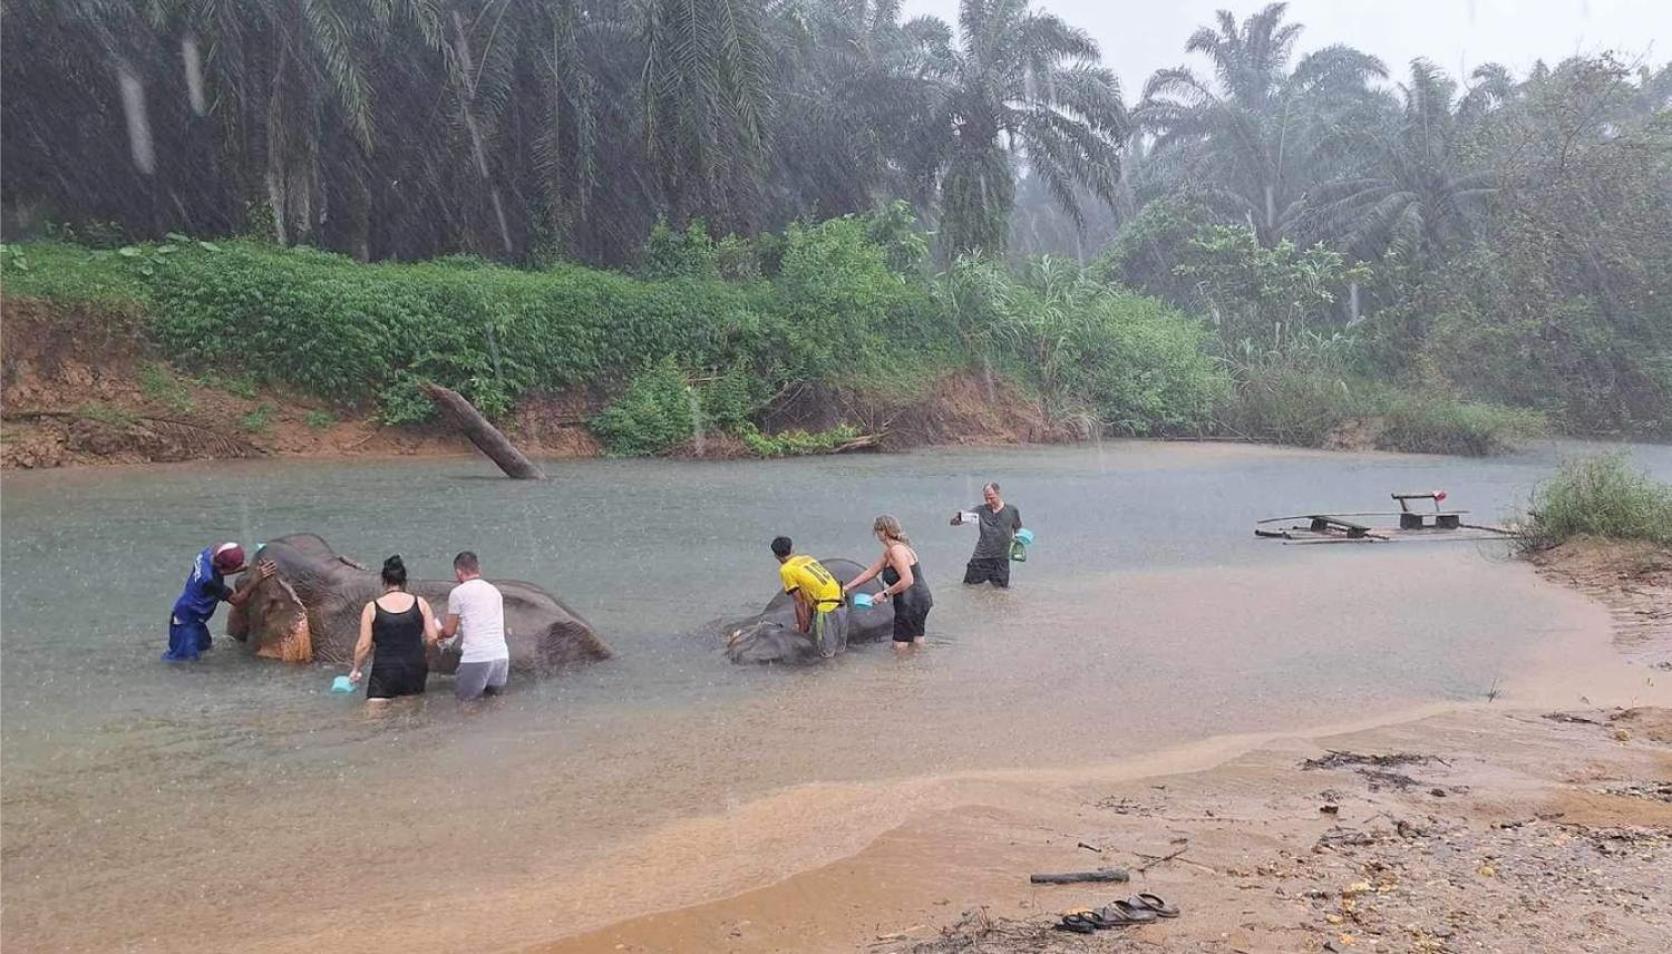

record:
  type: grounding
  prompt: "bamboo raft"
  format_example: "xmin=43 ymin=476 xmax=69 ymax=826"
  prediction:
xmin=1255 ymin=491 xmax=1515 ymax=545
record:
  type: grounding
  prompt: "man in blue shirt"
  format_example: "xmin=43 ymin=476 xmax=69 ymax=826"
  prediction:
xmin=165 ymin=542 xmax=274 ymax=662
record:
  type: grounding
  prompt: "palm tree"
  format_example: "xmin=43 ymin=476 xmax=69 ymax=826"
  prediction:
xmin=1297 ymin=60 xmax=1493 ymax=265
xmin=764 ymin=0 xmax=949 ymax=223
xmin=926 ymin=0 xmax=1129 ymax=257
xmin=186 ymin=0 xmax=443 ymax=248
xmin=1138 ymin=2 xmax=1386 ymax=246
xmin=636 ymin=0 xmax=773 ymax=234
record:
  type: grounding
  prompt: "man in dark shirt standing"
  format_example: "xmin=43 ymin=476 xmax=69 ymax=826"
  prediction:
xmin=951 ymin=482 xmax=1022 ymax=587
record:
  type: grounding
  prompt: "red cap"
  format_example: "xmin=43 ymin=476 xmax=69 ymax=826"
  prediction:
xmin=212 ymin=543 xmax=245 ymax=573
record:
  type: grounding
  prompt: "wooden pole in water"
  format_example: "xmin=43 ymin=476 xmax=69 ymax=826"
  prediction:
xmin=421 ymin=383 xmax=545 ymax=480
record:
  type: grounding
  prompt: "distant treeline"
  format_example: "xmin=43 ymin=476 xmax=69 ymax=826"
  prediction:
xmin=3 ymin=1 xmax=1669 ymax=437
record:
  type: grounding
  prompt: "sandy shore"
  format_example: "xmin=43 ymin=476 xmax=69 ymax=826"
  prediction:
xmin=544 ymin=542 xmax=1671 ymax=954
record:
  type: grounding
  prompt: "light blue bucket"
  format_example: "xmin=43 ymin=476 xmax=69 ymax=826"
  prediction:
xmin=1015 ymin=528 xmax=1035 ymax=546
xmin=329 ymin=675 xmax=355 ymax=694
xmin=852 ymin=592 xmax=874 ymax=608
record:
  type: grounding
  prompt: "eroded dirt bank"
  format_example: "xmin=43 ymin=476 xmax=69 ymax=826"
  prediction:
xmin=0 ymin=296 xmax=1070 ymax=470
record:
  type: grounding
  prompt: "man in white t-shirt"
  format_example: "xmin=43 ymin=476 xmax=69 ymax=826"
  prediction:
xmin=436 ymin=550 xmax=509 ymax=701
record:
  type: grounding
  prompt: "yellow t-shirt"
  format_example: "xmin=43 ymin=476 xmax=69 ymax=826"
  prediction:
xmin=779 ymin=555 xmax=843 ymax=610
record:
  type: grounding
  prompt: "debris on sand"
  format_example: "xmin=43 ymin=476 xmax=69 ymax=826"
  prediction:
xmin=903 ymin=908 xmax=1062 ymax=953
xmin=1314 ymin=827 xmax=1377 ymax=851
xmin=1301 ymin=750 xmax=1444 ymax=771
xmin=1603 ymin=781 xmax=1672 ymax=803
xmin=1543 ymin=711 xmax=1605 ymax=725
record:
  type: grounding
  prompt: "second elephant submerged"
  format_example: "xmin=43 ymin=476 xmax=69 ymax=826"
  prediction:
xmin=723 ymin=558 xmax=894 ymax=664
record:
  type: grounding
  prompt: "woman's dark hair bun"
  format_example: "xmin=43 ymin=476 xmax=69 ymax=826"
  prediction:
xmin=381 ymin=555 xmax=408 ymax=587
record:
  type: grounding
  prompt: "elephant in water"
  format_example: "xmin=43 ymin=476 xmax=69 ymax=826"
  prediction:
xmin=724 ymin=558 xmax=894 ymax=664
xmin=225 ymin=533 xmax=609 ymax=674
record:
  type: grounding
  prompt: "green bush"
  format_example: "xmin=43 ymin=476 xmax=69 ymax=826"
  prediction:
xmin=941 ymin=256 xmax=1228 ymax=434
xmin=240 ymin=403 xmax=274 ymax=433
xmin=589 ymin=360 xmax=699 ymax=456
xmin=1218 ymin=368 xmax=1546 ymax=454
xmin=128 ymin=239 xmax=785 ymax=418
xmin=738 ymin=423 xmax=862 ymax=457
xmin=138 ymin=361 xmax=196 ymax=414
xmin=304 ymin=409 xmax=336 ymax=429
xmin=0 ymin=241 xmax=152 ymax=305
xmin=1374 ymin=391 xmax=1546 ymax=456
xmin=590 ymin=361 xmax=779 ymax=456
xmin=1057 ymin=290 xmax=1227 ymax=435
xmin=1521 ymin=454 xmax=1672 ymax=547
xmin=771 ymin=216 xmax=924 ymax=382
xmin=1217 ymin=365 xmax=1360 ymax=447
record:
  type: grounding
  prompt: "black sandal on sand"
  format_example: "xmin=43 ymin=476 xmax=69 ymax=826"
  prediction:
xmin=1127 ymin=893 xmax=1181 ymax=918
xmin=1055 ymin=913 xmax=1098 ymax=934
xmin=1098 ymin=900 xmax=1158 ymax=925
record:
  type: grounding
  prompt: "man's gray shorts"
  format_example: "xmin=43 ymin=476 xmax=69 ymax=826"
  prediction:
xmin=454 ymin=658 xmax=509 ymax=701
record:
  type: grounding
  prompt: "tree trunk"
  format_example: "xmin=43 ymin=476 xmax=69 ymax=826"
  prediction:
xmin=422 ymin=383 xmax=545 ymax=479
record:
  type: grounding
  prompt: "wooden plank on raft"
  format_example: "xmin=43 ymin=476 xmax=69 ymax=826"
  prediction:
xmin=1256 ymin=511 xmax=1470 ymax=524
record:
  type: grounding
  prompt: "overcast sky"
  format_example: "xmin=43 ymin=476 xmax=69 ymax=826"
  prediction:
xmin=900 ymin=0 xmax=1669 ymax=97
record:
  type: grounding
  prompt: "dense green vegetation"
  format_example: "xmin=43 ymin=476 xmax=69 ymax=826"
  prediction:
xmin=1 ymin=219 xmax=1231 ymax=454
xmin=1520 ymin=455 xmax=1672 ymax=548
xmin=3 ymin=2 xmax=1668 ymax=451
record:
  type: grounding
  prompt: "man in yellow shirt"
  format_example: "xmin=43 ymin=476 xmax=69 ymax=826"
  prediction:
xmin=771 ymin=536 xmax=849 ymax=658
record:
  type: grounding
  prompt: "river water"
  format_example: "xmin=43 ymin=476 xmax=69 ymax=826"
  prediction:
xmin=2 ymin=440 xmax=1668 ymax=950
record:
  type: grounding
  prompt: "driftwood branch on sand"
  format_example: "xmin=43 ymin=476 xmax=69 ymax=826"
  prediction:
xmin=420 ymin=383 xmax=545 ymax=479
xmin=1028 ymin=867 xmax=1130 ymax=884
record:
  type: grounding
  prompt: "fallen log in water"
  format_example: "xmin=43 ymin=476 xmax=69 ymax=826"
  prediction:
xmin=421 ymin=383 xmax=545 ymax=479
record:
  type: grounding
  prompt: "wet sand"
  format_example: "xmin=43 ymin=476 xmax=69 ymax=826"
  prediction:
xmin=548 ymin=706 xmax=1672 ymax=954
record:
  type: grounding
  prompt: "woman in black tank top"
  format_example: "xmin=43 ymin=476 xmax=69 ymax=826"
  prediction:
xmin=349 ymin=556 xmax=439 ymax=700
xmin=844 ymin=515 xmax=933 ymax=649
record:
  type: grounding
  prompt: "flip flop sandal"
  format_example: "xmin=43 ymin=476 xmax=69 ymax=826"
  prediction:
xmin=1054 ymin=913 xmax=1098 ymax=934
xmin=1127 ymin=892 xmax=1181 ymax=918
xmin=1097 ymin=900 xmax=1159 ymax=925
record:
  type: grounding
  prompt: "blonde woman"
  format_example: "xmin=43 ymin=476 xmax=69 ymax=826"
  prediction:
xmin=844 ymin=515 xmax=933 ymax=648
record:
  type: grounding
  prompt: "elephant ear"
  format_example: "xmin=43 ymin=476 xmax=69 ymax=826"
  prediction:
xmin=245 ymin=573 xmax=314 ymax=664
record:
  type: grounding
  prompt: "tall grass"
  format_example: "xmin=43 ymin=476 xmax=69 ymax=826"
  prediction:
xmin=1215 ymin=367 xmax=1546 ymax=455
xmin=1520 ymin=454 xmax=1672 ymax=548
xmin=1374 ymin=391 xmax=1546 ymax=456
